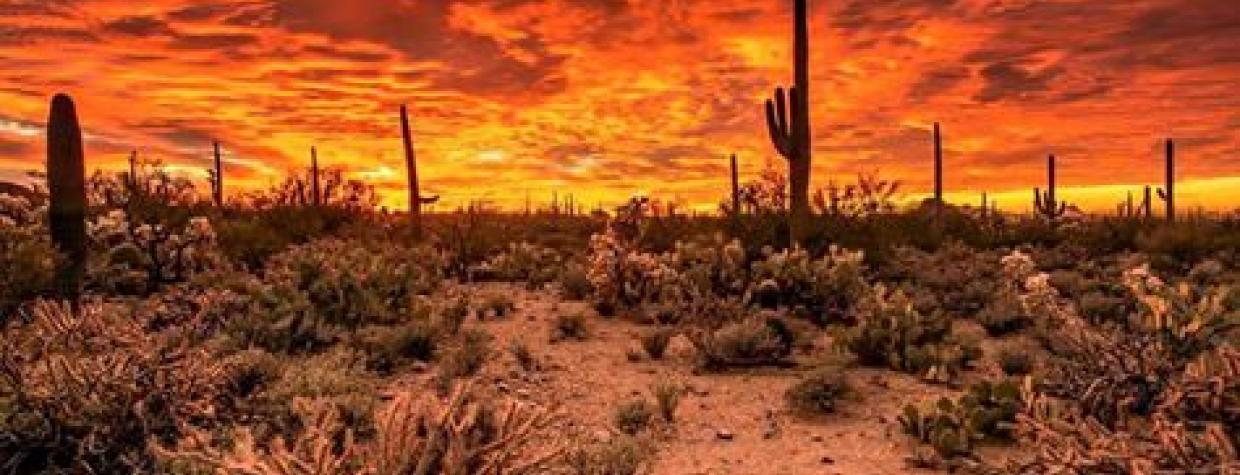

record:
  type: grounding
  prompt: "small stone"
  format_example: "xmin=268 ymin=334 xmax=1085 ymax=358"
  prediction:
xmin=716 ymin=429 xmax=734 ymax=441
xmin=820 ymin=456 xmax=835 ymax=465
xmin=810 ymin=435 xmax=825 ymax=443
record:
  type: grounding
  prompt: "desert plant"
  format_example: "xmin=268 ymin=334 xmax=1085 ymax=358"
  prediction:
xmin=640 ymin=327 xmax=675 ymax=360
xmin=46 ymin=93 xmax=88 ymax=299
xmin=476 ymin=291 xmax=516 ymax=319
xmin=763 ymin=0 xmax=813 ymax=243
xmin=551 ymin=313 xmax=590 ymax=342
xmin=690 ymin=318 xmax=796 ymax=370
xmin=566 ymin=435 xmax=651 ymax=475
xmin=1034 ymin=154 xmax=1068 ymax=223
xmin=438 ymin=329 xmax=493 ymax=385
xmin=650 ymin=379 xmax=683 ymax=423
xmin=1158 ymin=138 xmax=1175 ymax=223
xmin=399 ymin=104 xmax=439 ymax=238
xmin=613 ymin=399 xmax=653 ymax=435
xmin=157 ymin=382 xmax=564 ymax=474
xmin=510 ymin=341 xmax=538 ymax=372
xmin=996 ymin=344 xmax=1034 ymax=376
xmin=899 ymin=380 xmax=1021 ymax=459
xmin=840 ymin=285 xmax=981 ymax=383
xmin=785 ymin=364 xmax=852 ymax=415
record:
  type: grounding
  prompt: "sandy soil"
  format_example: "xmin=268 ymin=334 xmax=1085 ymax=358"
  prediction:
xmin=389 ymin=283 xmax=1017 ymax=474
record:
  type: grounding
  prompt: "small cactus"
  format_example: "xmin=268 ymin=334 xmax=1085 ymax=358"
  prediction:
xmin=729 ymin=154 xmax=742 ymax=217
xmin=933 ymin=122 xmax=944 ymax=206
xmin=310 ymin=146 xmax=321 ymax=206
xmin=46 ymin=93 xmax=88 ymax=299
xmin=210 ymin=141 xmax=223 ymax=206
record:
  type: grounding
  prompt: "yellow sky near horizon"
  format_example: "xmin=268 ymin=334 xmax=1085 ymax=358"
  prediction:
xmin=0 ymin=0 xmax=1237 ymax=213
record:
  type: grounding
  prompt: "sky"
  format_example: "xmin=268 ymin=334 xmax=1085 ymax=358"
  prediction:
xmin=0 ymin=0 xmax=1237 ymax=212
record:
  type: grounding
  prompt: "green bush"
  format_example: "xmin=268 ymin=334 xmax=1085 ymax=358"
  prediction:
xmin=786 ymin=365 xmax=852 ymax=415
xmin=613 ymin=399 xmax=653 ymax=435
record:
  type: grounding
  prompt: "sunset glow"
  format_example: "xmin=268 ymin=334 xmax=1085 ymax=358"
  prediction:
xmin=1 ymin=0 xmax=1237 ymax=212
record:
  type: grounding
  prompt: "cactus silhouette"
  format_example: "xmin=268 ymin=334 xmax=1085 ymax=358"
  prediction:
xmin=1034 ymin=154 xmax=1067 ymax=222
xmin=933 ymin=123 xmax=943 ymax=206
xmin=310 ymin=146 xmax=321 ymax=206
xmin=980 ymin=192 xmax=988 ymax=218
xmin=210 ymin=141 xmax=223 ymax=206
xmin=730 ymin=153 xmax=742 ymax=217
xmin=399 ymin=104 xmax=438 ymax=237
xmin=1143 ymin=185 xmax=1153 ymax=219
xmin=1156 ymin=139 xmax=1175 ymax=222
xmin=764 ymin=0 xmax=812 ymax=244
xmin=46 ymin=93 xmax=87 ymax=300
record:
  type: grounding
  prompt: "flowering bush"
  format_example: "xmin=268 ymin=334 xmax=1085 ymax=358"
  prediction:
xmin=748 ymin=245 xmax=867 ymax=324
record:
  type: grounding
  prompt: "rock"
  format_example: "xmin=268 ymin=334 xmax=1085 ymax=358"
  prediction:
xmin=810 ymin=434 xmax=825 ymax=443
xmin=716 ymin=429 xmax=734 ymax=441
xmin=820 ymin=456 xmax=835 ymax=465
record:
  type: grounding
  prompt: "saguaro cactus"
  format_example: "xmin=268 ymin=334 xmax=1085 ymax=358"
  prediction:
xmin=399 ymin=105 xmax=438 ymax=237
xmin=310 ymin=146 xmax=321 ymax=206
xmin=1034 ymin=154 xmax=1067 ymax=222
xmin=1156 ymin=139 xmax=1175 ymax=223
xmin=933 ymin=123 xmax=943 ymax=206
xmin=730 ymin=153 xmax=742 ymax=217
xmin=211 ymin=141 xmax=223 ymax=206
xmin=764 ymin=0 xmax=812 ymax=244
xmin=1143 ymin=185 xmax=1153 ymax=219
xmin=47 ymin=94 xmax=87 ymax=299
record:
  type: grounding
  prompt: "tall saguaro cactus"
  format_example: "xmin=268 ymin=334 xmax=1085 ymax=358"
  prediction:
xmin=1034 ymin=154 xmax=1067 ymax=222
xmin=1157 ymin=139 xmax=1175 ymax=223
xmin=310 ymin=146 xmax=321 ymax=206
xmin=933 ymin=123 xmax=943 ymax=206
xmin=47 ymin=94 xmax=87 ymax=299
xmin=399 ymin=105 xmax=438 ymax=237
xmin=730 ymin=153 xmax=742 ymax=217
xmin=764 ymin=0 xmax=812 ymax=244
xmin=211 ymin=141 xmax=223 ymax=206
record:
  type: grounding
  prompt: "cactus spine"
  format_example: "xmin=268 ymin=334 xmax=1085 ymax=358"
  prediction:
xmin=310 ymin=146 xmax=321 ymax=206
xmin=211 ymin=141 xmax=223 ymax=206
xmin=1156 ymin=139 xmax=1175 ymax=222
xmin=47 ymin=94 xmax=87 ymax=300
xmin=730 ymin=153 xmax=742 ymax=217
xmin=1034 ymin=154 xmax=1067 ymax=222
xmin=400 ymin=105 xmax=438 ymax=237
xmin=933 ymin=123 xmax=943 ymax=206
xmin=764 ymin=0 xmax=812 ymax=244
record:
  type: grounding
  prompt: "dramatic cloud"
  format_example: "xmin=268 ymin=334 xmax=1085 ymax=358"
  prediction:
xmin=0 ymin=0 xmax=1236 ymax=211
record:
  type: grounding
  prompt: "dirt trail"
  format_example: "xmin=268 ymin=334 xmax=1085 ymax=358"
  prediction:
xmin=394 ymin=283 xmax=996 ymax=474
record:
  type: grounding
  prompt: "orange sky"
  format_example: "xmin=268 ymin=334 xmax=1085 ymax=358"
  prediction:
xmin=0 ymin=0 xmax=1237 ymax=212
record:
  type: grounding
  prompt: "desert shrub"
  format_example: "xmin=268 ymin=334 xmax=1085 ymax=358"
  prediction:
xmin=785 ymin=365 xmax=852 ymax=415
xmin=510 ymin=341 xmax=539 ymax=371
xmin=840 ymin=285 xmax=981 ymax=383
xmin=0 ymin=193 xmax=56 ymax=318
xmin=262 ymin=348 xmax=380 ymax=433
xmin=437 ymin=329 xmax=494 ymax=387
xmin=650 ymin=379 xmax=683 ymax=423
xmin=974 ymin=293 xmax=1031 ymax=336
xmin=899 ymin=380 xmax=1021 ymax=460
xmin=747 ymin=245 xmax=868 ymax=324
xmin=225 ymin=348 xmax=284 ymax=399
xmin=996 ymin=344 xmax=1034 ymax=376
xmin=435 ymin=293 xmax=472 ymax=336
xmin=263 ymin=239 xmax=444 ymax=329
xmin=551 ymin=313 xmax=590 ymax=342
xmin=352 ymin=323 xmax=438 ymax=373
xmin=613 ymin=399 xmax=654 ymax=435
xmin=566 ymin=435 xmax=651 ymax=475
xmin=157 ymin=382 xmax=564 ymax=474
xmin=559 ymin=261 xmax=594 ymax=301
xmin=690 ymin=318 xmax=796 ymax=370
xmin=482 ymin=241 xmax=565 ymax=288
xmin=476 ymin=291 xmax=516 ymax=319
xmin=882 ymin=243 xmax=1001 ymax=317
xmin=639 ymin=327 xmax=675 ymax=360
xmin=0 ymin=300 xmax=235 ymax=473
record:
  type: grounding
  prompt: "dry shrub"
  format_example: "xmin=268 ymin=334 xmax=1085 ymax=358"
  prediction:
xmin=689 ymin=318 xmax=795 ymax=370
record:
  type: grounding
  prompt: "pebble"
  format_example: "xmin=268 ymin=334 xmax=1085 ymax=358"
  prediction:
xmin=716 ymin=429 xmax=735 ymax=441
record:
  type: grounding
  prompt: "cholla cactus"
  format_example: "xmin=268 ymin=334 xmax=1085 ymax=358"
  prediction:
xmin=748 ymin=244 xmax=867 ymax=322
xmin=88 ymin=210 xmax=222 ymax=293
xmin=156 ymin=382 xmax=565 ymax=474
